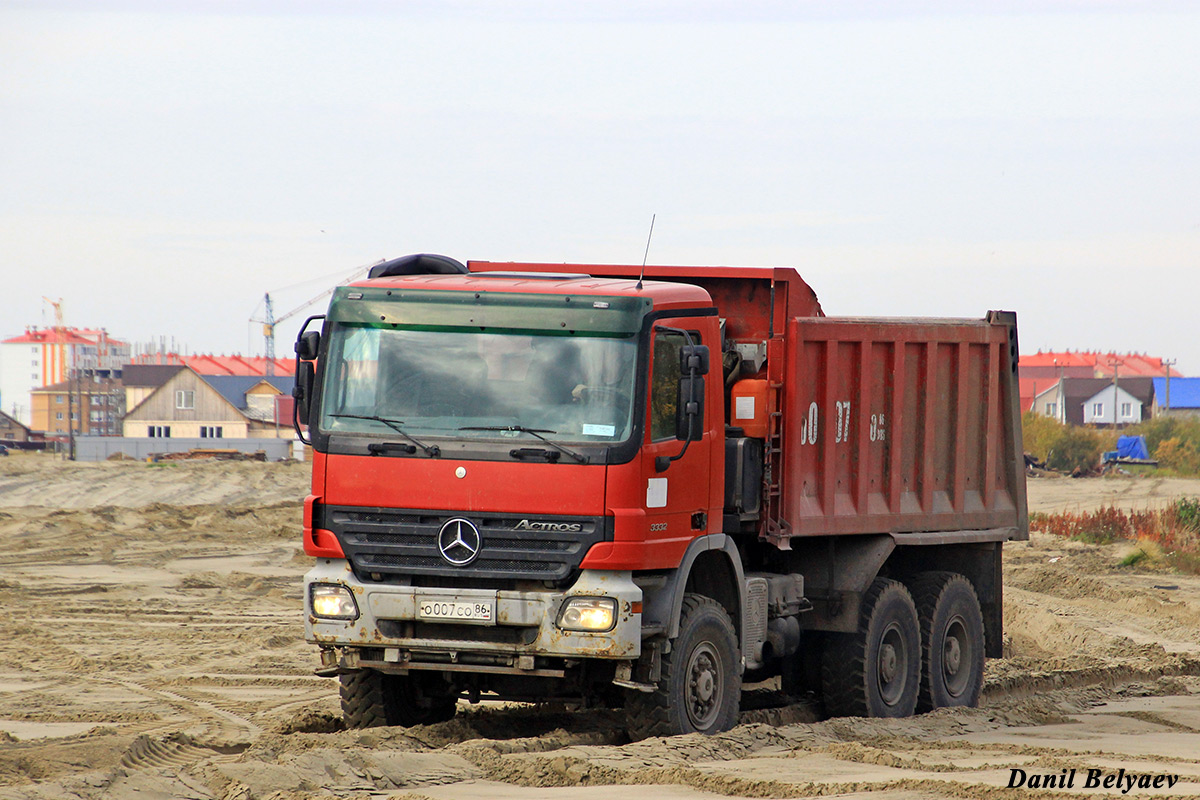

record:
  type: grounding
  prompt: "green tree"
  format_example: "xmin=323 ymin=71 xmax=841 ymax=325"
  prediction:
xmin=1021 ymin=411 xmax=1065 ymax=462
xmin=1045 ymin=426 xmax=1111 ymax=473
xmin=1022 ymin=412 xmax=1115 ymax=472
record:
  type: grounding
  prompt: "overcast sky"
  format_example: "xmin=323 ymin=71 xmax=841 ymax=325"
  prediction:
xmin=2 ymin=1 xmax=1197 ymax=372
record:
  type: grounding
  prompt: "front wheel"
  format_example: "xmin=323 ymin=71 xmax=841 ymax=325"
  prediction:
xmin=821 ymin=578 xmax=920 ymax=718
xmin=340 ymin=669 xmax=458 ymax=728
xmin=625 ymin=594 xmax=741 ymax=739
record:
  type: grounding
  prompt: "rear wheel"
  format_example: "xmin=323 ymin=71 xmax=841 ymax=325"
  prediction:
xmin=340 ymin=669 xmax=458 ymax=728
xmin=821 ymin=578 xmax=920 ymax=718
xmin=625 ymin=594 xmax=741 ymax=739
xmin=909 ymin=571 xmax=984 ymax=712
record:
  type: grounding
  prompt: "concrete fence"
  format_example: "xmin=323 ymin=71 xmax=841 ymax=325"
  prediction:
xmin=74 ymin=436 xmax=299 ymax=462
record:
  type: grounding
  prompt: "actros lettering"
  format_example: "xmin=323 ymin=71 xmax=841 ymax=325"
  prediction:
xmin=514 ymin=519 xmax=583 ymax=532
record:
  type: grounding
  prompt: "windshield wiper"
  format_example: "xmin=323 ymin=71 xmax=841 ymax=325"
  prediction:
xmin=458 ymin=425 xmax=588 ymax=464
xmin=331 ymin=414 xmax=441 ymax=457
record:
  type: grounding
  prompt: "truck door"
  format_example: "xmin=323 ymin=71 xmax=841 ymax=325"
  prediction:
xmin=642 ymin=322 xmax=714 ymax=560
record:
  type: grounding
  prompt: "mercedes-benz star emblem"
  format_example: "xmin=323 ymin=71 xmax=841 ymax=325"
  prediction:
xmin=437 ymin=518 xmax=482 ymax=566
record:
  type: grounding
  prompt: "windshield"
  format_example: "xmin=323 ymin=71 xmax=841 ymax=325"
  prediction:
xmin=319 ymin=325 xmax=637 ymax=445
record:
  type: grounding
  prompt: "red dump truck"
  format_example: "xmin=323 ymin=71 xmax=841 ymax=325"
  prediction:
xmin=296 ymin=254 xmax=1027 ymax=737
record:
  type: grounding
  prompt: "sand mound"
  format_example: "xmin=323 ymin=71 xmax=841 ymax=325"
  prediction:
xmin=2 ymin=463 xmax=1200 ymax=798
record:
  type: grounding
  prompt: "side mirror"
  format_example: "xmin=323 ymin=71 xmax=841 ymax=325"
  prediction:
xmin=674 ymin=344 xmax=709 ymax=441
xmin=681 ymin=343 xmax=710 ymax=376
xmin=656 ymin=343 xmax=710 ymax=472
xmin=674 ymin=373 xmax=706 ymax=441
xmin=291 ymin=316 xmax=325 ymax=446
xmin=295 ymin=330 xmax=320 ymax=361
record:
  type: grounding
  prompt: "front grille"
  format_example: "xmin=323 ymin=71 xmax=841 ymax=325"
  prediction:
xmin=321 ymin=505 xmax=611 ymax=583
xmin=345 ymin=531 xmax=571 ymax=553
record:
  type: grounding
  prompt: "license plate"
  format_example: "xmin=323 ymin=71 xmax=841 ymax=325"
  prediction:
xmin=416 ymin=597 xmax=495 ymax=624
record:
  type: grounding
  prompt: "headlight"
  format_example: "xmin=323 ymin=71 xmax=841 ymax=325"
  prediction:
xmin=556 ymin=596 xmax=617 ymax=632
xmin=310 ymin=584 xmax=359 ymax=620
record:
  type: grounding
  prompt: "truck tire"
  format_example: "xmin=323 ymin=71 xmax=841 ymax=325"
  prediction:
xmin=340 ymin=669 xmax=458 ymax=728
xmin=821 ymin=578 xmax=920 ymax=718
xmin=908 ymin=571 xmax=984 ymax=712
xmin=625 ymin=594 xmax=741 ymax=739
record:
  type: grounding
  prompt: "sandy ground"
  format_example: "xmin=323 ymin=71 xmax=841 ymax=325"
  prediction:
xmin=2 ymin=454 xmax=1200 ymax=799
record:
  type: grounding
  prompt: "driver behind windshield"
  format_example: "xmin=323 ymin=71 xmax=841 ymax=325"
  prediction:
xmin=571 ymin=344 xmax=633 ymax=419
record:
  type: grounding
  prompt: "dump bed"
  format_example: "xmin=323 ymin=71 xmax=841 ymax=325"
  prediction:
xmin=768 ymin=312 xmax=1027 ymax=544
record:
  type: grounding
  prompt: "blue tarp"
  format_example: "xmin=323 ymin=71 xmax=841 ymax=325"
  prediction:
xmin=1104 ymin=435 xmax=1151 ymax=463
xmin=1117 ymin=436 xmax=1151 ymax=460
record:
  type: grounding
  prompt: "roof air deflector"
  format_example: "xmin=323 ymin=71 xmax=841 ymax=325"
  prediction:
xmin=368 ymin=254 xmax=468 ymax=278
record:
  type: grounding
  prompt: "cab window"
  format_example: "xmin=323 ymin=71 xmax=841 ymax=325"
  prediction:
xmin=650 ymin=331 xmax=685 ymax=441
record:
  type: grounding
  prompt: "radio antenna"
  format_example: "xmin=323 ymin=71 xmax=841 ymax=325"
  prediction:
xmin=637 ymin=213 xmax=656 ymax=290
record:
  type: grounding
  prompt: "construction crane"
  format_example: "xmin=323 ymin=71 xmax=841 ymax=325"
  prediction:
xmin=251 ymin=263 xmax=374 ymax=376
xmin=42 ymin=297 xmax=65 ymax=330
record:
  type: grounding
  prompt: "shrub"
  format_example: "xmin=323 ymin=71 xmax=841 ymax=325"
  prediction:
xmin=1124 ymin=416 xmax=1200 ymax=477
xmin=1045 ymin=426 xmax=1113 ymax=473
xmin=1030 ymin=497 xmax=1200 ymax=573
xmin=1028 ymin=506 xmax=1128 ymax=542
xmin=1020 ymin=413 xmax=1116 ymax=472
xmin=1129 ymin=416 xmax=1200 ymax=456
xmin=1119 ymin=547 xmax=1149 ymax=567
xmin=1022 ymin=410 xmax=1200 ymax=476
xmin=1173 ymin=497 xmax=1200 ymax=531
xmin=1021 ymin=411 xmax=1065 ymax=463
xmin=1155 ymin=437 xmax=1200 ymax=474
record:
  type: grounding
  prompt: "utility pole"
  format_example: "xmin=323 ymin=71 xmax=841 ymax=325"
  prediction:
xmin=1053 ymin=358 xmax=1064 ymax=422
xmin=1108 ymin=357 xmax=1124 ymax=430
xmin=1163 ymin=358 xmax=1177 ymax=415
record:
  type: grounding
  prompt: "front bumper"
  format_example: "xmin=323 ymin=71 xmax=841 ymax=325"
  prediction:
xmin=304 ymin=559 xmax=643 ymax=672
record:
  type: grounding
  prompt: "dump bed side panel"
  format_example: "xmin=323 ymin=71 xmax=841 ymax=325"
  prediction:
xmin=778 ymin=314 xmax=1027 ymax=539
